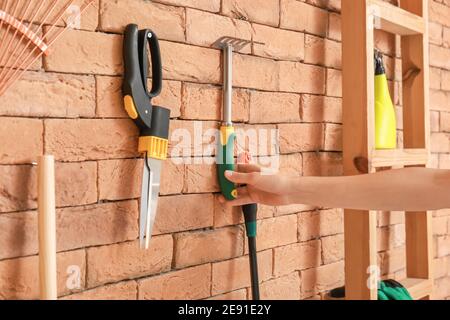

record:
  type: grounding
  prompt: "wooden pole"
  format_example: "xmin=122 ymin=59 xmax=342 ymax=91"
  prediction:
xmin=38 ymin=155 xmax=57 ymax=300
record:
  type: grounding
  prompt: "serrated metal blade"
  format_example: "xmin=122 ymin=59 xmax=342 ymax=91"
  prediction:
xmin=139 ymin=157 xmax=162 ymax=249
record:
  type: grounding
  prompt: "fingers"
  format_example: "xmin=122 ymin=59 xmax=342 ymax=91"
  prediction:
xmin=225 ymin=170 xmax=258 ymax=184
xmin=236 ymin=163 xmax=261 ymax=173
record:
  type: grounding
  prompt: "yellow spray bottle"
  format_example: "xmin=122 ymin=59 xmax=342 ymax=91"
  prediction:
xmin=374 ymin=51 xmax=397 ymax=149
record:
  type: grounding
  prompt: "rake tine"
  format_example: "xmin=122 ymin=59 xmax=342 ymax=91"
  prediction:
xmin=0 ymin=0 xmax=94 ymax=95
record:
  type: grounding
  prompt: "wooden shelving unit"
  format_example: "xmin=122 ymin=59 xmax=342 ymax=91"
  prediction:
xmin=342 ymin=0 xmax=432 ymax=300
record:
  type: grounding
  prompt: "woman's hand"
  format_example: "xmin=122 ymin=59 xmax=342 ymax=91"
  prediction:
xmin=218 ymin=164 xmax=294 ymax=207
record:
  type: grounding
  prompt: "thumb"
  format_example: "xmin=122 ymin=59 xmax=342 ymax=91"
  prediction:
xmin=225 ymin=170 xmax=257 ymax=184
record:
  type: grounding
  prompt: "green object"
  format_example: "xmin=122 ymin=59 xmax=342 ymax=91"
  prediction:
xmin=378 ymin=280 xmax=413 ymax=300
xmin=329 ymin=280 xmax=413 ymax=300
xmin=217 ymin=126 xmax=237 ymax=200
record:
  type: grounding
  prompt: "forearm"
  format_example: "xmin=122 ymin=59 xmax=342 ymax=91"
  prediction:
xmin=290 ymin=167 xmax=450 ymax=211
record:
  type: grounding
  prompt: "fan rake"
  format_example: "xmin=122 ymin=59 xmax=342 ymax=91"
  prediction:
xmin=0 ymin=0 xmax=95 ymax=96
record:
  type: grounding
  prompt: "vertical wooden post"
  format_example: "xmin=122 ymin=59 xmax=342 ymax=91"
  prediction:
xmin=38 ymin=155 xmax=57 ymax=300
xmin=400 ymin=0 xmax=433 ymax=298
xmin=342 ymin=0 xmax=378 ymax=300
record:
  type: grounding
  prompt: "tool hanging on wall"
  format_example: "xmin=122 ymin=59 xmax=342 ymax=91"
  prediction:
xmin=214 ymin=37 xmax=263 ymax=300
xmin=0 ymin=0 xmax=95 ymax=97
xmin=38 ymin=155 xmax=57 ymax=300
xmin=238 ymin=153 xmax=260 ymax=301
xmin=123 ymin=24 xmax=170 ymax=250
xmin=374 ymin=50 xmax=397 ymax=149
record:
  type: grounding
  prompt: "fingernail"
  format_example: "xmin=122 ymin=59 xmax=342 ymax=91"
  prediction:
xmin=225 ymin=170 xmax=232 ymax=176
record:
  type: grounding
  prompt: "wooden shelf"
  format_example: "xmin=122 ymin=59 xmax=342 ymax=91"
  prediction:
xmin=399 ymin=278 xmax=432 ymax=300
xmin=371 ymin=148 xmax=428 ymax=168
xmin=368 ymin=0 xmax=425 ymax=35
xmin=342 ymin=0 xmax=432 ymax=300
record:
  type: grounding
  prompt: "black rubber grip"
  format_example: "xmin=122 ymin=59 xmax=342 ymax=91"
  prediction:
xmin=141 ymin=105 xmax=170 ymax=139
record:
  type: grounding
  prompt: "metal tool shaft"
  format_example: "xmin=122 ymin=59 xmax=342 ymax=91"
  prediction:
xmin=223 ymin=44 xmax=233 ymax=126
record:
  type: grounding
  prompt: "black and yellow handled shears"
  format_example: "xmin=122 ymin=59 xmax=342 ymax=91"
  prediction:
xmin=122 ymin=24 xmax=170 ymax=249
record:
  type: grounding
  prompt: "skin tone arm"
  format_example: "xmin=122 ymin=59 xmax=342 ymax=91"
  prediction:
xmin=218 ymin=164 xmax=450 ymax=212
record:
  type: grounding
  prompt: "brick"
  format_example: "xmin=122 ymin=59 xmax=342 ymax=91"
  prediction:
xmin=56 ymin=161 xmax=97 ymax=207
xmin=96 ymin=76 xmax=182 ymax=118
xmin=249 ymin=91 xmax=301 ymax=124
xmin=279 ymin=61 xmax=325 ymax=94
xmin=100 ymin=0 xmax=185 ymax=41
xmin=63 ymin=281 xmax=137 ymax=300
xmin=0 ymin=249 xmax=85 ymax=299
xmin=430 ymin=44 xmax=450 ymax=70
xmin=442 ymin=70 xmax=450 ymax=91
xmin=213 ymin=194 xmax=275 ymax=228
xmin=209 ymin=289 xmax=248 ymax=300
xmin=374 ymin=30 xmax=396 ymax=57
xmin=278 ymin=153 xmax=303 ymax=176
xmin=98 ymin=159 xmax=141 ymax=201
xmin=154 ymin=194 xmax=214 ymax=234
xmin=430 ymin=90 xmax=450 ymax=112
xmin=234 ymin=54 xmax=279 ymax=91
xmin=57 ymin=201 xmax=138 ymax=252
xmin=444 ymin=26 xmax=450 ymax=48
xmin=429 ymin=22 xmax=443 ymax=46
xmin=44 ymin=29 xmax=122 ymax=75
xmin=235 ymin=124 xmax=278 ymax=157
xmin=301 ymin=261 xmax=344 ymax=298
xmin=212 ymin=250 xmax=272 ymax=294
xmin=430 ymin=68 xmax=441 ymax=90
xmin=181 ymin=83 xmax=249 ymax=122
xmin=184 ymin=163 xmax=219 ymax=193
xmin=302 ymin=152 xmax=343 ymax=176
xmin=434 ymin=257 xmax=448 ymax=280
xmin=306 ymin=0 xmax=340 ymax=11
xmin=433 ymin=216 xmax=449 ymax=236
xmin=326 ymin=69 xmax=342 ymax=97
xmin=0 ymin=118 xmax=42 ymax=165
xmin=0 ymin=72 xmax=95 ymax=118
xmin=377 ymin=211 xmax=404 ymax=227
xmin=321 ymin=234 xmax=345 ymax=264
xmin=429 ymin=0 xmax=450 ymax=28
xmin=174 ymin=226 xmax=244 ymax=268
xmin=435 ymin=235 xmax=450 ymax=258
xmin=45 ymin=119 xmax=138 ymax=161
xmin=186 ymin=9 xmax=252 ymax=50
xmin=169 ymin=120 xmax=219 ymax=158
xmin=160 ymin=41 xmax=221 ymax=84
xmin=275 ymin=203 xmax=316 ymax=216
xmin=98 ymin=158 xmax=184 ymax=200
xmin=0 ymin=165 xmax=37 ymax=212
xmin=301 ymin=95 xmax=342 ymax=123
xmin=328 ymin=13 xmax=341 ymax=41
xmin=138 ymin=264 xmax=211 ymax=300
xmin=280 ymin=0 xmax=328 ymax=36
xmin=86 ymin=236 xmax=173 ymax=287
xmin=378 ymin=247 xmax=406 ymax=275
xmin=153 ymin=0 xmax=220 ymax=12
xmin=431 ymin=133 xmax=450 ymax=153
xmin=431 ymin=111 xmax=440 ymax=132
xmin=253 ymin=24 xmax=305 ymax=61
xmin=433 ymin=277 xmax=450 ymax=300
xmin=260 ymin=272 xmax=301 ymax=300
xmin=439 ymin=154 xmax=450 ymax=169
xmin=273 ymin=240 xmax=321 ymax=276
xmin=0 ymin=211 xmax=37 ymax=260
xmin=305 ymin=35 xmax=341 ymax=69
xmin=324 ymin=123 xmax=342 ymax=151
xmin=251 ymin=215 xmax=298 ymax=252
xmin=298 ymin=209 xmax=344 ymax=241
xmin=222 ymin=0 xmax=279 ymax=26
xmin=279 ymin=123 xmax=323 ymax=153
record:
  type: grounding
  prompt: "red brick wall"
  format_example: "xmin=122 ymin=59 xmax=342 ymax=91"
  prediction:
xmin=0 ymin=0 xmax=449 ymax=300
